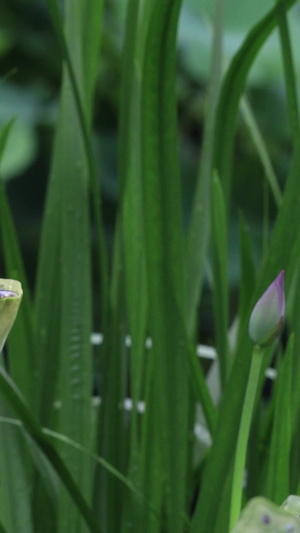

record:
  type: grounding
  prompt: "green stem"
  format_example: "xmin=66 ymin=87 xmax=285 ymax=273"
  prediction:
xmin=229 ymin=344 xmax=264 ymax=530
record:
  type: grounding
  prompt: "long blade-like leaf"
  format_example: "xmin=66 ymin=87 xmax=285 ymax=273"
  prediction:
xmin=0 ymin=366 xmax=101 ymax=533
xmin=213 ymin=0 xmax=297 ymax=207
xmin=185 ymin=0 xmax=223 ymax=335
xmin=139 ymin=1 xmax=189 ymax=531
xmin=266 ymin=335 xmax=293 ymax=503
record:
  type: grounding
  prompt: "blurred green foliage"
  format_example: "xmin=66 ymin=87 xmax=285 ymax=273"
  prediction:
xmin=0 ymin=0 xmax=298 ymax=300
xmin=0 ymin=1 xmax=300 ymax=531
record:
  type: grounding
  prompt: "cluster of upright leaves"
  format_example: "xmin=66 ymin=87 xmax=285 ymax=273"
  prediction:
xmin=0 ymin=0 xmax=300 ymax=533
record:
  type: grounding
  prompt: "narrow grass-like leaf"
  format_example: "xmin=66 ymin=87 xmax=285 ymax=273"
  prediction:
xmin=0 ymin=414 xmax=164 ymax=527
xmin=240 ymin=97 xmax=282 ymax=208
xmin=119 ymin=0 xmax=146 ymax=430
xmin=214 ymin=468 xmax=233 ymax=533
xmin=118 ymin=1 xmax=148 ymax=530
xmin=185 ymin=0 xmax=223 ymax=335
xmin=81 ymin=0 xmax=104 ymax=122
xmin=237 ymin=212 xmax=256 ymax=347
xmin=140 ymin=1 xmax=189 ymax=531
xmin=118 ymin=0 xmax=141 ymax=200
xmin=45 ymin=426 xmax=141 ymax=500
xmin=0 ymin=394 xmax=33 ymax=532
xmin=229 ymin=345 xmax=264 ymax=529
xmin=0 ymin=119 xmax=16 ymax=163
xmin=188 ymin=339 xmax=217 ymax=436
xmin=55 ymin=80 xmax=94 ymax=533
xmin=24 ymin=430 xmax=58 ymax=532
xmin=286 ymin=267 xmax=300 ymax=492
xmin=0 ymin=414 xmax=138 ymax=502
xmin=45 ymin=0 xmax=108 ymax=327
xmin=0 ymin=365 xmax=102 ymax=533
xmin=213 ymin=0 xmax=297 ymax=206
xmin=266 ymin=335 xmax=293 ymax=503
xmin=51 ymin=2 xmax=95 ymax=526
xmin=274 ymin=0 xmax=300 ymax=147
xmin=34 ymin=139 xmax=62 ymax=426
xmin=244 ymin=405 xmax=263 ymax=500
xmin=93 ymin=224 xmax=127 ymax=532
xmin=211 ymin=173 xmax=229 ymax=386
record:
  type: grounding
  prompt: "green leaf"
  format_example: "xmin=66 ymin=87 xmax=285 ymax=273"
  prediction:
xmin=185 ymin=0 xmax=223 ymax=334
xmin=237 ymin=212 xmax=256 ymax=347
xmin=0 ymin=395 xmax=33 ymax=533
xmin=0 ymin=121 xmax=37 ymax=181
xmin=212 ymin=0 xmax=298 ymax=207
xmin=45 ymin=0 xmax=108 ymax=328
xmin=274 ymin=0 xmax=300 ymax=147
xmin=266 ymin=335 xmax=293 ymax=503
xmin=211 ymin=172 xmax=230 ymax=386
xmin=0 ymin=412 xmax=161 ymax=526
xmin=0 ymin=366 xmax=102 ymax=533
xmin=187 ymin=340 xmax=217 ymax=437
xmin=54 ymin=82 xmax=94 ymax=533
xmin=94 ymin=223 xmax=128 ymax=532
xmin=139 ymin=1 xmax=190 ymax=531
xmin=240 ymin=97 xmax=282 ymax=208
xmin=287 ymin=269 xmax=300 ymax=492
xmin=117 ymin=1 xmax=148 ymax=530
xmin=0 ymin=119 xmax=16 ymax=163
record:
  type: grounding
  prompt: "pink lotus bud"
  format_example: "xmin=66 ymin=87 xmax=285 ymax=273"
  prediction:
xmin=249 ymin=271 xmax=285 ymax=346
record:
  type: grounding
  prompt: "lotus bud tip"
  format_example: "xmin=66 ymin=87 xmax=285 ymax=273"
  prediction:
xmin=249 ymin=271 xmax=285 ymax=346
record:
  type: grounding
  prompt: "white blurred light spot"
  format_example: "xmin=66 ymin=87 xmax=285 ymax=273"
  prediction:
xmin=145 ymin=337 xmax=153 ymax=349
xmin=91 ymin=333 xmax=104 ymax=345
xmin=124 ymin=398 xmax=146 ymax=414
xmin=194 ymin=423 xmax=212 ymax=446
xmin=125 ymin=335 xmax=132 ymax=348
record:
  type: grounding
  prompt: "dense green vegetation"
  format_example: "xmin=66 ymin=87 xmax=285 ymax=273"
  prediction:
xmin=0 ymin=1 xmax=300 ymax=532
